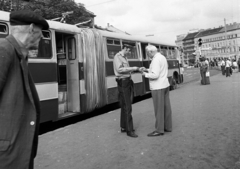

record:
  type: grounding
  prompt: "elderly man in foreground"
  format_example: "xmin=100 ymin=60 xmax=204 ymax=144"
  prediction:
xmin=0 ymin=10 xmax=49 ymax=169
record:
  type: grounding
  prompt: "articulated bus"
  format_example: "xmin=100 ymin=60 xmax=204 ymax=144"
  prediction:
xmin=0 ymin=10 xmax=182 ymax=123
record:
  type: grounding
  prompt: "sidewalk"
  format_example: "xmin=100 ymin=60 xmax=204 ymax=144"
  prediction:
xmin=35 ymin=72 xmax=240 ymax=169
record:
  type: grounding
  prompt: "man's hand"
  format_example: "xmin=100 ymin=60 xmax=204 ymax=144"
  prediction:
xmin=139 ymin=67 xmax=147 ymax=72
xmin=141 ymin=71 xmax=146 ymax=76
xmin=132 ymin=66 xmax=139 ymax=71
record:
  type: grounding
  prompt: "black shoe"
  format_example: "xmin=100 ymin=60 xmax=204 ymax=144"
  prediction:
xmin=127 ymin=132 xmax=138 ymax=138
xmin=147 ymin=131 xmax=164 ymax=137
xmin=164 ymin=130 xmax=172 ymax=132
xmin=121 ymin=128 xmax=135 ymax=133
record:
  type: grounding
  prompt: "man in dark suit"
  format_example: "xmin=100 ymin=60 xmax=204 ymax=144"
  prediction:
xmin=0 ymin=10 xmax=49 ymax=169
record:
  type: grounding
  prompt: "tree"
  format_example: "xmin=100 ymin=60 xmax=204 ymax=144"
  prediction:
xmin=0 ymin=0 xmax=11 ymax=11
xmin=1 ymin=0 xmax=95 ymax=25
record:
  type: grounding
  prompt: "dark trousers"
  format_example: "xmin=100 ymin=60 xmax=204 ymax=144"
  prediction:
xmin=151 ymin=87 xmax=172 ymax=133
xmin=200 ymin=70 xmax=207 ymax=85
xmin=221 ymin=66 xmax=225 ymax=75
xmin=29 ymin=159 xmax=34 ymax=169
xmin=116 ymin=78 xmax=134 ymax=132
xmin=238 ymin=65 xmax=240 ymax=72
xmin=226 ymin=67 xmax=230 ymax=77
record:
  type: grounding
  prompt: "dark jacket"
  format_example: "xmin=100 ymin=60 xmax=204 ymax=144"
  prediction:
xmin=0 ymin=35 xmax=40 ymax=169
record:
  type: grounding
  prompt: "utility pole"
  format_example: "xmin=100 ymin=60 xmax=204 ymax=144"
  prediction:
xmin=224 ymin=18 xmax=228 ymax=57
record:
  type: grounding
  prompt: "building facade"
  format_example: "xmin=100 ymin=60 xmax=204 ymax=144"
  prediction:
xmin=175 ymin=34 xmax=187 ymax=66
xmin=178 ymin=22 xmax=240 ymax=63
xmin=199 ymin=23 xmax=240 ymax=60
xmin=182 ymin=31 xmax=200 ymax=65
xmin=194 ymin=27 xmax=223 ymax=61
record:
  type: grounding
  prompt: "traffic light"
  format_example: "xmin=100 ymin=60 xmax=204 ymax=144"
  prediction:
xmin=198 ymin=38 xmax=202 ymax=47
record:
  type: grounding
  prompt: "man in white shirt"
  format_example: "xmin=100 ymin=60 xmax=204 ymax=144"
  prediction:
xmin=226 ymin=58 xmax=231 ymax=77
xmin=220 ymin=58 xmax=226 ymax=75
xmin=140 ymin=45 xmax=172 ymax=136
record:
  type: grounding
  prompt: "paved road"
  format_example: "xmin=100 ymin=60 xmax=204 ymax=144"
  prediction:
xmin=35 ymin=71 xmax=240 ymax=169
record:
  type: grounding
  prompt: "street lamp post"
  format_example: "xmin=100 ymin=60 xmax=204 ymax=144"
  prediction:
xmin=224 ymin=18 xmax=228 ymax=58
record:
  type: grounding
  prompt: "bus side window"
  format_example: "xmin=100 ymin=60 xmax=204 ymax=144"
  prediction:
xmin=0 ymin=23 xmax=8 ymax=38
xmin=122 ymin=41 xmax=138 ymax=59
xmin=141 ymin=44 xmax=147 ymax=60
xmin=106 ymin=38 xmax=121 ymax=59
xmin=28 ymin=31 xmax=52 ymax=59
xmin=160 ymin=46 xmax=166 ymax=57
xmin=168 ymin=47 xmax=172 ymax=59
xmin=172 ymin=47 xmax=177 ymax=59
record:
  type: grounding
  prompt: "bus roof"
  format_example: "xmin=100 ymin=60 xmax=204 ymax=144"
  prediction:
xmin=0 ymin=10 xmax=10 ymax=22
xmin=48 ymin=20 xmax=81 ymax=33
xmin=98 ymin=29 xmax=176 ymax=47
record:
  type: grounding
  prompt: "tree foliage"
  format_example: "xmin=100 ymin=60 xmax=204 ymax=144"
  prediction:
xmin=0 ymin=0 xmax=94 ymax=25
xmin=0 ymin=0 xmax=12 ymax=11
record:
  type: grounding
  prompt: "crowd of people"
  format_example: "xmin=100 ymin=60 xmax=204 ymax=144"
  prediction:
xmin=197 ymin=55 xmax=240 ymax=85
xmin=219 ymin=57 xmax=240 ymax=77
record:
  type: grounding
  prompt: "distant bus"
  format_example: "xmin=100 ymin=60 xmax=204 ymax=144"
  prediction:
xmin=0 ymin=10 xmax=182 ymax=123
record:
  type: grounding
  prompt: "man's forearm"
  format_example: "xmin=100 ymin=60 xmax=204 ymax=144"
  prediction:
xmin=118 ymin=67 xmax=136 ymax=73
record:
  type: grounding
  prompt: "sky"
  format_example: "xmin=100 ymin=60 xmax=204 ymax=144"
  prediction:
xmin=75 ymin=0 xmax=240 ymax=45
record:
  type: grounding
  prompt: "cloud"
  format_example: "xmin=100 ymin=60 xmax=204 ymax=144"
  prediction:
xmin=75 ymin=0 xmax=240 ymax=44
xmin=85 ymin=0 xmax=131 ymax=17
xmin=152 ymin=8 xmax=194 ymax=23
xmin=203 ymin=0 xmax=240 ymax=20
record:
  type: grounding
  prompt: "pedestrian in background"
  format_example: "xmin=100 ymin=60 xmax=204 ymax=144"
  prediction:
xmin=140 ymin=45 xmax=172 ymax=136
xmin=238 ymin=57 xmax=240 ymax=72
xmin=225 ymin=58 xmax=231 ymax=77
xmin=179 ymin=63 xmax=184 ymax=83
xmin=113 ymin=44 xmax=139 ymax=138
xmin=220 ymin=58 xmax=226 ymax=75
xmin=232 ymin=59 xmax=238 ymax=73
xmin=205 ymin=57 xmax=210 ymax=85
xmin=0 ymin=10 xmax=49 ymax=169
xmin=199 ymin=57 xmax=208 ymax=85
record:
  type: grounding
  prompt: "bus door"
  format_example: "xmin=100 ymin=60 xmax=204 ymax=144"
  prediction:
xmin=141 ymin=43 xmax=150 ymax=92
xmin=65 ymin=36 xmax=80 ymax=113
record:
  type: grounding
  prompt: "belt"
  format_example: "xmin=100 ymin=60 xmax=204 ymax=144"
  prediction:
xmin=116 ymin=77 xmax=131 ymax=81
